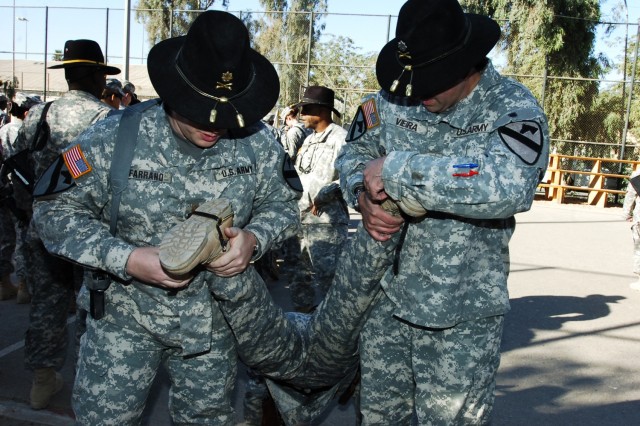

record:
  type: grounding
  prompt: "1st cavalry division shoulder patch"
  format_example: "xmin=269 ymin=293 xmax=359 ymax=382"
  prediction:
xmin=62 ymin=144 xmax=92 ymax=179
xmin=497 ymin=120 xmax=543 ymax=165
xmin=346 ymin=98 xmax=380 ymax=142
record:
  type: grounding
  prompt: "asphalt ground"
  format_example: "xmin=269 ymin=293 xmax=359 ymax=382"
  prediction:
xmin=1 ymin=199 xmax=639 ymax=425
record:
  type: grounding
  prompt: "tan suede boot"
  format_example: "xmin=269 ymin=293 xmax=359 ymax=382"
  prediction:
xmin=16 ymin=280 xmax=30 ymax=304
xmin=30 ymin=368 xmax=64 ymax=410
xmin=0 ymin=274 xmax=17 ymax=300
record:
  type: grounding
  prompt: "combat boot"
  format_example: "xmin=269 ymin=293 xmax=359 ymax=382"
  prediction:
xmin=16 ymin=280 xmax=30 ymax=304
xmin=30 ymin=368 xmax=63 ymax=410
xmin=159 ymin=199 xmax=234 ymax=275
xmin=0 ymin=274 xmax=17 ymax=300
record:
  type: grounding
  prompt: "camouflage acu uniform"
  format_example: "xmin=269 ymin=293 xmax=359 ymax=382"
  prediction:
xmin=0 ymin=147 xmax=16 ymax=279
xmin=32 ymin=102 xmax=300 ymax=424
xmin=292 ymin=122 xmax=349 ymax=311
xmin=209 ymin=221 xmax=399 ymax=425
xmin=13 ymin=90 xmax=113 ymax=373
xmin=1 ymin=119 xmax=29 ymax=285
xmin=623 ymin=171 xmax=640 ymax=275
xmin=336 ymin=61 xmax=549 ymax=424
xmin=280 ymin=122 xmax=309 ymax=162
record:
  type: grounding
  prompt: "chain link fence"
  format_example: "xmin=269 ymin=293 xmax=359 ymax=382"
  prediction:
xmin=1 ymin=6 xmax=638 ymax=168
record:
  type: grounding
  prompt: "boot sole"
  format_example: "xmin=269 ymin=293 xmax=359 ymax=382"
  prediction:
xmin=159 ymin=199 xmax=234 ymax=275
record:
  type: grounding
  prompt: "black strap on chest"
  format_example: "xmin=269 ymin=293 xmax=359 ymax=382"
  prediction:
xmin=88 ymin=98 xmax=161 ymax=319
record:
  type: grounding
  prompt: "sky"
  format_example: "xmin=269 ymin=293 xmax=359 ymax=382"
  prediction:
xmin=0 ymin=0 xmax=406 ymax=65
xmin=0 ymin=0 xmax=639 ymax=78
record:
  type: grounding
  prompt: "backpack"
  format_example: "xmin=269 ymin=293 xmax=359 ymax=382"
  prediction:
xmin=1 ymin=101 xmax=53 ymax=193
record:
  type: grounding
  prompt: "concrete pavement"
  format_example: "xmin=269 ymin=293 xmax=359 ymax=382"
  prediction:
xmin=1 ymin=199 xmax=639 ymax=425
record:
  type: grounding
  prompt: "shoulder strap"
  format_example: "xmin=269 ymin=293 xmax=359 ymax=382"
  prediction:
xmin=30 ymin=101 xmax=53 ymax=151
xmin=108 ymin=99 xmax=161 ymax=236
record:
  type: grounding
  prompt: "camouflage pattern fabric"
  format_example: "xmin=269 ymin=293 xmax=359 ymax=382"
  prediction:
xmin=292 ymin=122 xmax=349 ymax=311
xmin=623 ymin=171 xmax=640 ymax=275
xmin=13 ymin=90 xmax=113 ymax=372
xmin=0 ymin=203 xmax=15 ymax=276
xmin=208 ymin=222 xmax=399 ymax=424
xmin=280 ymin=122 xmax=309 ymax=162
xmin=290 ymin=223 xmax=347 ymax=310
xmin=32 ymin=103 xmax=300 ymax=423
xmin=336 ymin=61 xmax=549 ymax=424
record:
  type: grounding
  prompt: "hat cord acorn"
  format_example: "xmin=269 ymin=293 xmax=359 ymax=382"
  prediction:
xmin=174 ymin=53 xmax=257 ymax=128
xmin=390 ymin=18 xmax=472 ymax=97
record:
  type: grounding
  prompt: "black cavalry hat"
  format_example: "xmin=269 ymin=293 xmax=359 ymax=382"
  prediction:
xmin=294 ymin=85 xmax=341 ymax=118
xmin=147 ymin=11 xmax=280 ymax=129
xmin=48 ymin=39 xmax=120 ymax=75
xmin=376 ymin=0 xmax=500 ymax=99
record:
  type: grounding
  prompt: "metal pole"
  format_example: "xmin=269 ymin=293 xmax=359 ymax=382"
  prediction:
xmin=12 ymin=0 xmax=15 ymax=85
xmin=105 ymin=9 xmax=110 ymax=63
xmin=17 ymin=17 xmax=28 ymax=60
xmin=44 ymin=7 xmax=48 ymax=100
xmin=123 ymin=0 xmax=131 ymax=79
xmin=305 ymin=11 xmax=313 ymax=87
xmin=620 ymin=19 xmax=639 ymax=164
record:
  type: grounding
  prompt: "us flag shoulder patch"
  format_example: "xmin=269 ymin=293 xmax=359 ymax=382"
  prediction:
xmin=62 ymin=144 xmax=92 ymax=179
xmin=346 ymin=98 xmax=380 ymax=142
xmin=498 ymin=120 xmax=543 ymax=165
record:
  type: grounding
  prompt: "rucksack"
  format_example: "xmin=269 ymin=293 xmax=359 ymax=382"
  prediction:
xmin=1 ymin=101 xmax=53 ymax=193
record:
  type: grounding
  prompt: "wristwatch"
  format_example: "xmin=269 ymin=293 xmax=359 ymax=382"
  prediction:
xmin=353 ymin=185 xmax=365 ymax=212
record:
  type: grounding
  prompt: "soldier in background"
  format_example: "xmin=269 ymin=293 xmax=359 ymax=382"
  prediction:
xmin=13 ymin=39 xmax=119 ymax=410
xmin=291 ymin=86 xmax=349 ymax=313
xmin=0 ymin=92 xmax=43 ymax=303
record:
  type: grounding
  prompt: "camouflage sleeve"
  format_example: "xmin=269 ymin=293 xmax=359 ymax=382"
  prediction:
xmin=335 ymin=120 xmax=385 ymax=207
xmin=242 ymin=129 xmax=301 ymax=257
xmin=382 ymin=110 xmax=550 ymax=219
xmin=32 ymin=125 xmax=137 ymax=280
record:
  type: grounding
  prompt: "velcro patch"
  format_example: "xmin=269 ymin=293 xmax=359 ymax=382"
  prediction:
xmin=498 ymin=121 xmax=543 ymax=165
xmin=62 ymin=144 xmax=92 ymax=179
xmin=346 ymin=98 xmax=380 ymax=142
xmin=32 ymin=154 xmax=76 ymax=198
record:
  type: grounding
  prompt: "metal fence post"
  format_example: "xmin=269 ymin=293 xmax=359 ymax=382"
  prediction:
xmin=43 ymin=6 xmax=48 ymax=100
xmin=305 ymin=11 xmax=313 ymax=87
xmin=621 ymin=19 xmax=640 ymax=164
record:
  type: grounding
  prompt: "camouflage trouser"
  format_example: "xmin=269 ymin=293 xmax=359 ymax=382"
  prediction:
xmin=12 ymin=220 xmax=27 ymax=281
xmin=360 ymin=292 xmax=504 ymax=425
xmin=73 ymin=305 xmax=237 ymax=425
xmin=24 ymin=224 xmax=75 ymax=371
xmin=290 ymin=222 xmax=348 ymax=311
xmin=0 ymin=204 xmax=16 ymax=276
xmin=209 ymin=223 xmax=398 ymax=424
xmin=631 ymin=223 xmax=640 ymax=275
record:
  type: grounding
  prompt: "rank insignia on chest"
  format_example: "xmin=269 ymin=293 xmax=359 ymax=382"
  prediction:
xmin=62 ymin=144 xmax=92 ymax=179
xmin=346 ymin=98 xmax=380 ymax=142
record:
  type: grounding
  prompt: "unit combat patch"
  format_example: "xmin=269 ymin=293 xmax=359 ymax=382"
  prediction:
xmin=62 ymin=144 xmax=92 ymax=179
xmin=346 ymin=98 xmax=380 ymax=142
xmin=498 ymin=121 xmax=543 ymax=165
xmin=32 ymin=154 xmax=76 ymax=199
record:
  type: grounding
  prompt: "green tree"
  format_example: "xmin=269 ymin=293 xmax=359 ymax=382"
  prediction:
xmin=311 ymin=34 xmax=377 ymax=121
xmin=461 ymin=0 xmax=604 ymax=152
xmin=135 ymin=0 xmax=221 ymax=44
xmin=248 ymin=0 xmax=328 ymax=108
xmin=52 ymin=49 xmax=63 ymax=61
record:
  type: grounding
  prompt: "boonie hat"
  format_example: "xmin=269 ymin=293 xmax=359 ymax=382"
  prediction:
xmin=294 ymin=86 xmax=341 ymax=118
xmin=48 ymin=39 xmax=121 ymax=75
xmin=147 ymin=11 xmax=280 ymax=129
xmin=376 ymin=0 xmax=500 ymax=99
